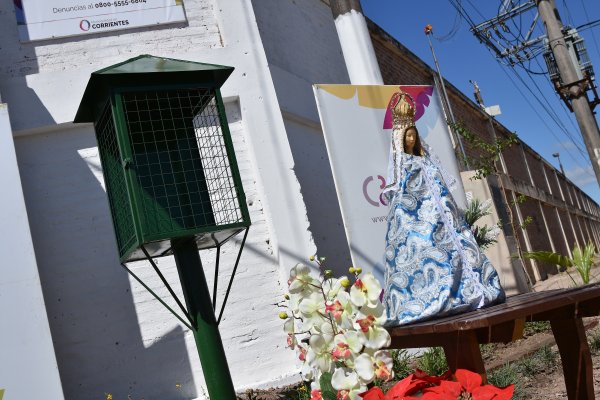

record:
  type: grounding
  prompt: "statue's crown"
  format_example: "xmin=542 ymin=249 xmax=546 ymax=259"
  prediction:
xmin=391 ymin=90 xmax=416 ymax=129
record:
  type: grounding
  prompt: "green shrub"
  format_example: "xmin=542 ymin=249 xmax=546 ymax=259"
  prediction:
xmin=391 ymin=349 xmax=414 ymax=379
xmin=416 ymin=347 xmax=448 ymax=377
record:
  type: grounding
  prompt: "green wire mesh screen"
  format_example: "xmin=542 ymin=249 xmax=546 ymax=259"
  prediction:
xmin=95 ymin=101 xmax=138 ymax=258
xmin=121 ymin=88 xmax=244 ymax=239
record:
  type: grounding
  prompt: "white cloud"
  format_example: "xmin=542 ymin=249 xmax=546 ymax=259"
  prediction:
xmin=566 ymin=165 xmax=596 ymax=187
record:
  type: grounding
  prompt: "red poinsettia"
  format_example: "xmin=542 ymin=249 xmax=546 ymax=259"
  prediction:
xmin=359 ymin=369 xmax=514 ymax=400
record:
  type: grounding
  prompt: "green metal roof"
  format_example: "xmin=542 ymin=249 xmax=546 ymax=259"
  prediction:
xmin=74 ymin=54 xmax=234 ymax=123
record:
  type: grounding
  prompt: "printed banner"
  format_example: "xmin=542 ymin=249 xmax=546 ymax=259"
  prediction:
xmin=13 ymin=0 xmax=186 ymax=42
xmin=313 ymin=84 xmax=466 ymax=282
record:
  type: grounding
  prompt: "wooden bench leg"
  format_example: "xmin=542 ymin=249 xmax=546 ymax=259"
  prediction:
xmin=441 ymin=330 xmax=487 ymax=382
xmin=550 ymin=318 xmax=595 ymax=400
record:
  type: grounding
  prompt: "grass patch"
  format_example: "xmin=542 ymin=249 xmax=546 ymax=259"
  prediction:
xmin=523 ymin=321 xmax=551 ymax=336
xmin=515 ymin=345 xmax=558 ymax=377
xmin=480 ymin=343 xmax=496 ymax=359
xmin=416 ymin=347 xmax=448 ymax=377
xmin=488 ymin=363 xmax=525 ymax=400
xmin=588 ymin=330 xmax=600 ymax=355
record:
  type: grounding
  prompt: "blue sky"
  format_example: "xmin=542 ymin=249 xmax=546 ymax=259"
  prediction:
xmin=362 ymin=0 xmax=600 ymax=203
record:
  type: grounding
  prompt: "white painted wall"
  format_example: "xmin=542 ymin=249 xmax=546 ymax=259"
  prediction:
xmin=251 ymin=0 xmax=354 ymax=272
xmin=1 ymin=0 xmax=316 ymax=397
xmin=0 ymin=103 xmax=65 ymax=400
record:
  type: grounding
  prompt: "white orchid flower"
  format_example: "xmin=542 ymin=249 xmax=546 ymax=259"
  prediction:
xmin=313 ymin=320 xmax=336 ymax=347
xmin=299 ymin=291 xmax=327 ymax=331
xmin=354 ymin=302 xmax=391 ymax=349
xmin=307 ymin=333 xmax=334 ymax=373
xmin=289 ymin=263 xmax=320 ymax=295
xmin=325 ymin=290 xmax=355 ymax=329
xmin=331 ymin=368 xmax=367 ymax=400
xmin=283 ymin=315 xmax=296 ymax=349
xmin=301 ymin=359 xmax=314 ymax=381
xmin=354 ymin=350 xmax=394 ymax=383
xmin=332 ymin=331 xmax=363 ymax=362
xmin=349 ymin=272 xmax=382 ymax=307
xmin=322 ymin=276 xmax=347 ymax=300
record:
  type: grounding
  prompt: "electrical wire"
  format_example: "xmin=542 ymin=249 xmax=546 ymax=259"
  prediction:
xmin=500 ymin=62 xmax=594 ymax=175
xmin=532 ymin=55 xmax=582 ymax=135
xmin=579 ymin=0 xmax=600 ymax=62
xmin=561 ymin=0 xmax=574 ymax=27
xmin=520 ymin=68 xmax=588 ymax=158
xmin=435 ymin=4 xmax=462 ymax=41
xmin=447 ymin=0 xmax=595 ymax=176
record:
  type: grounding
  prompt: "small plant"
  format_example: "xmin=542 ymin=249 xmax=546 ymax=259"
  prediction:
xmin=479 ymin=343 xmax=497 ymax=359
xmin=522 ymin=241 xmax=597 ymax=285
xmin=280 ymin=383 xmax=312 ymax=400
xmin=572 ymin=242 xmax=596 ymax=285
xmin=416 ymin=347 xmax=448 ymax=377
xmin=515 ymin=345 xmax=558 ymax=377
xmin=488 ymin=363 xmax=523 ymax=400
xmin=465 ymin=193 xmax=501 ymax=250
xmin=390 ymin=349 xmax=413 ymax=380
xmin=523 ymin=321 xmax=550 ymax=336
xmin=588 ymin=330 xmax=600 ymax=355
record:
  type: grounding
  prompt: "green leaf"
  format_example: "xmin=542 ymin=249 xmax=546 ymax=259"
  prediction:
xmin=572 ymin=242 xmax=596 ymax=284
xmin=319 ymin=372 xmax=337 ymax=400
xmin=521 ymin=251 xmax=572 ymax=269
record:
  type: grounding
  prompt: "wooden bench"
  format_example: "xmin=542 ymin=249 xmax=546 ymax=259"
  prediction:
xmin=386 ymin=283 xmax=600 ymax=400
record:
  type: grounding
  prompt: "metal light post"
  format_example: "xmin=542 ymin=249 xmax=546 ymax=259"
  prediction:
xmin=553 ymin=152 xmax=566 ymax=176
xmin=425 ymin=24 xmax=468 ymax=166
xmin=74 ymin=55 xmax=251 ymax=399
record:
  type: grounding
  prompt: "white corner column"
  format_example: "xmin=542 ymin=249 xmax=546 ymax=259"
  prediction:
xmin=0 ymin=103 xmax=65 ymax=400
xmin=331 ymin=0 xmax=383 ymax=85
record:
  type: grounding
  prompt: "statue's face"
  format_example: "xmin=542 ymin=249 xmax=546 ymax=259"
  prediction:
xmin=405 ymin=128 xmax=417 ymax=153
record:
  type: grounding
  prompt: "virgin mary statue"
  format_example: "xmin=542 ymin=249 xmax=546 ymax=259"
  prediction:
xmin=382 ymin=90 xmax=505 ymax=326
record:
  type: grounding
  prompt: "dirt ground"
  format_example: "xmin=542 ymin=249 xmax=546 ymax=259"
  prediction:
xmin=238 ymin=322 xmax=600 ymax=399
xmin=239 ymin=269 xmax=600 ymax=400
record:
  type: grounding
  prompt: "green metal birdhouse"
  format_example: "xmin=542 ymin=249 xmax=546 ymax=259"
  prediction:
xmin=74 ymin=55 xmax=250 ymax=263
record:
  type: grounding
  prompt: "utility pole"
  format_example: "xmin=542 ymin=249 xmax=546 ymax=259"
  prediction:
xmin=537 ymin=0 xmax=600 ymax=186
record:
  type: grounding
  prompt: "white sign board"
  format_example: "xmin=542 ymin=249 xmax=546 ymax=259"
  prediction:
xmin=13 ymin=0 xmax=186 ymax=42
xmin=313 ymin=84 xmax=466 ymax=282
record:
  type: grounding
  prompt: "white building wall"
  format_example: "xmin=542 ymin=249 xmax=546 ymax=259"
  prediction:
xmin=251 ymin=0 xmax=354 ymax=271
xmin=0 ymin=103 xmax=65 ymax=400
xmin=1 ymin=0 xmax=316 ymax=398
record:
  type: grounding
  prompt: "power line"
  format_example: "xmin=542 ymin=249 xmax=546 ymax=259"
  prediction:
xmin=532 ymin=55 xmax=582 ymax=136
xmin=446 ymin=0 xmax=594 ymax=176
xmin=520 ymin=68 xmax=588 ymax=157
xmin=561 ymin=0 xmax=574 ymax=27
xmin=436 ymin=5 xmax=462 ymax=41
xmin=579 ymin=0 xmax=600 ymax=62
xmin=499 ymin=62 xmax=594 ymax=175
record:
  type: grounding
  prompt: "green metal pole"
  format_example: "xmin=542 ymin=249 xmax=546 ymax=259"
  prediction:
xmin=171 ymin=236 xmax=237 ymax=399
